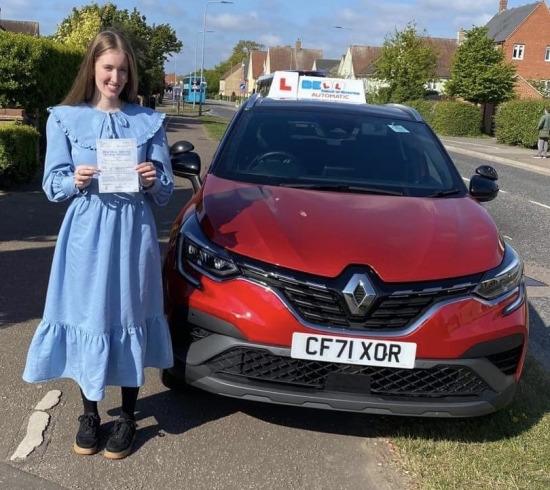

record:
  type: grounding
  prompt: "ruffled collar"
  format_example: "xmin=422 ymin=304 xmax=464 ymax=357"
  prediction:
xmin=47 ymin=103 xmax=165 ymax=150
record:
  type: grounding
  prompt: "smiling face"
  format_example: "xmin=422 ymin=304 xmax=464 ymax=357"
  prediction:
xmin=92 ymin=49 xmax=129 ymax=109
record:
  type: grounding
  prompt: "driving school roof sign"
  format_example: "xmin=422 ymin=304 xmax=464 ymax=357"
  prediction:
xmin=268 ymin=71 xmax=365 ymax=103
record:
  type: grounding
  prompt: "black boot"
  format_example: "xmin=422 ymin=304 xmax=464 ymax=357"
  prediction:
xmin=104 ymin=418 xmax=137 ymax=460
xmin=74 ymin=413 xmax=100 ymax=455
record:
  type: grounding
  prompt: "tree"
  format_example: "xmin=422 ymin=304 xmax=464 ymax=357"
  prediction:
xmin=372 ymin=23 xmax=438 ymax=104
xmin=205 ymin=40 xmax=265 ymax=96
xmin=445 ymin=26 xmax=516 ymax=105
xmin=53 ymin=2 xmax=182 ymax=99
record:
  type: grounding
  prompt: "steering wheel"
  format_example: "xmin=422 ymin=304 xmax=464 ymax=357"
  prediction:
xmin=247 ymin=151 xmax=301 ymax=171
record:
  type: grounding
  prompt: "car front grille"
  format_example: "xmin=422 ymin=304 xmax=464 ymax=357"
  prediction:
xmin=207 ymin=347 xmax=489 ymax=398
xmin=238 ymin=259 xmax=480 ymax=332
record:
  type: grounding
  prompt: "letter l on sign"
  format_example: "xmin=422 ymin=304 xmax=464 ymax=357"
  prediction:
xmin=279 ymin=77 xmax=292 ymax=91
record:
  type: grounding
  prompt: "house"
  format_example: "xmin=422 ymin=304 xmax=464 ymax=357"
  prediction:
xmin=0 ymin=8 xmax=40 ymax=36
xmin=219 ymin=60 xmax=248 ymax=99
xmin=337 ymin=45 xmax=382 ymax=94
xmin=337 ymin=38 xmax=457 ymax=97
xmin=240 ymin=40 xmax=323 ymax=94
xmin=243 ymin=50 xmax=267 ymax=96
xmin=485 ymin=0 xmax=550 ymax=98
xmin=311 ymin=58 xmax=340 ymax=75
xmin=424 ymin=37 xmax=459 ymax=93
xmin=261 ymin=40 xmax=322 ymax=76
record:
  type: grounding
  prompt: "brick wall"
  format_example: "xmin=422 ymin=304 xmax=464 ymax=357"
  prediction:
xmin=0 ymin=108 xmax=25 ymax=125
xmin=503 ymin=3 xmax=550 ymax=81
xmin=515 ymin=77 xmax=544 ymax=99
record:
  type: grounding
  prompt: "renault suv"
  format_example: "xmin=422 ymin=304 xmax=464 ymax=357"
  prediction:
xmin=162 ymin=71 xmax=528 ymax=417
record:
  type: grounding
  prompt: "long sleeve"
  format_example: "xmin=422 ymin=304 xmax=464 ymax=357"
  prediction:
xmin=42 ymin=113 xmax=79 ymax=202
xmin=142 ymin=125 xmax=174 ymax=207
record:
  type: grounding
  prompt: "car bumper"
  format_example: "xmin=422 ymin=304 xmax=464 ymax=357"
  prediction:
xmin=166 ymin=307 xmax=525 ymax=418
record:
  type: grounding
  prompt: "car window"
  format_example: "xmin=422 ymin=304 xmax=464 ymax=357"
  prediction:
xmin=214 ymin=109 xmax=463 ymax=197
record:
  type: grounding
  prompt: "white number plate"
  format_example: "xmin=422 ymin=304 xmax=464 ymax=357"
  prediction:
xmin=291 ymin=332 xmax=417 ymax=369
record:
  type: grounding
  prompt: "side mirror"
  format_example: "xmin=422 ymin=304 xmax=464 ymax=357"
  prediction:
xmin=469 ymin=166 xmax=499 ymax=202
xmin=475 ymin=165 xmax=498 ymax=181
xmin=170 ymin=140 xmax=195 ymax=156
xmin=169 ymin=140 xmax=202 ymax=193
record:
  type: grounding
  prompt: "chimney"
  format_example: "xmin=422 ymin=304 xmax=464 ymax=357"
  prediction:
xmin=457 ymin=28 xmax=465 ymax=45
xmin=499 ymin=0 xmax=507 ymax=13
xmin=295 ymin=39 xmax=302 ymax=52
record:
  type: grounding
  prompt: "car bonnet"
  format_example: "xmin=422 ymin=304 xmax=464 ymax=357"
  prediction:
xmin=197 ymin=175 xmax=503 ymax=282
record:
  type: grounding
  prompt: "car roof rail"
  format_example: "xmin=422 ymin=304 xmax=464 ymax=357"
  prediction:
xmin=384 ymin=103 xmax=424 ymax=122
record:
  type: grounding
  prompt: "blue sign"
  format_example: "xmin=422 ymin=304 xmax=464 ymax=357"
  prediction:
xmin=239 ymin=82 xmax=246 ymax=91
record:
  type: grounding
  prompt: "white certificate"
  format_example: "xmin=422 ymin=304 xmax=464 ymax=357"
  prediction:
xmin=97 ymin=138 xmax=139 ymax=193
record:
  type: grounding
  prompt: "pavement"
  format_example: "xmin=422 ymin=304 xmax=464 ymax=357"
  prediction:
xmin=439 ymin=135 xmax=550 ymax=176
xmin=0 ymin=111 xmax=547 ymax=490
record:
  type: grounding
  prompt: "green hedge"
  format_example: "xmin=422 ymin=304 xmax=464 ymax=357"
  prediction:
xmin=0 ymin=123 xmax=41 ymax=188
xmin=0 ymin=31 xmax=84 ymax=133
xmin=494 ymin=99 xmax=547 ymax=148
xmin=405 ymin=99 xmax=482 ymax=136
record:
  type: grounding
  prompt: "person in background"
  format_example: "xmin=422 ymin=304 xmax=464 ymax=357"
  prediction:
xmin=534 ymin=107 xmax=550 ymax=158
xmin=22 ymin=29 xmax=174 ymax=460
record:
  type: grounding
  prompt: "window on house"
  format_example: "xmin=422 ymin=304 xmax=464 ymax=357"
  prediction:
xmin=512 ymin=44 xmax=525 ymax=60
xmin=545 ymin=46 xmax=550 ymax=61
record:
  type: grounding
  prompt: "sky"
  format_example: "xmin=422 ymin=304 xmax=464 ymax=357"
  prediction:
xmin=0 ymin=0 xmax=531 ymax=76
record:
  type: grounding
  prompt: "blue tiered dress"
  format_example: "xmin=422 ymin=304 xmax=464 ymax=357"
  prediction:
xmin=23 ymin=103 xmax=174 ymax=401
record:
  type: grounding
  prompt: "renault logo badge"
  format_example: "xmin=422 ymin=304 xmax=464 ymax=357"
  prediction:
xmin=342 ymin=273 xmax=376 ymax=315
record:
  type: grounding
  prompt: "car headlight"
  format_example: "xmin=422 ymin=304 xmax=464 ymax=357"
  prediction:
xmin=177 ymin=214 xmax=240 ymax=282
xmin=474 ymin=245 xmax=524 ymax=301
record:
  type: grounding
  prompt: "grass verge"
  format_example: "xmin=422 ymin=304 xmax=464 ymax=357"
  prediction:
xmin=170 ymin=112 xmax=550 ymax=489
xmin=377 ymin=356 xmax=550 ymax=490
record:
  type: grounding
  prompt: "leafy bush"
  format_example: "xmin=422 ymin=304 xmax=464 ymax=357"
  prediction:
xmin=403 ymin=100 xmax=482 ymax=136
xmin=431 ymin=101 xmax=482 ymax=136
xmin=0 ymin=123 xmax=41 ymax=188
xmin=402 ymin=99 xmax=437 ymax=126
xmin=0 ymin=31 xmax=84 ymax=133
xmin=494 ymin=99 xmax=547 ymax=148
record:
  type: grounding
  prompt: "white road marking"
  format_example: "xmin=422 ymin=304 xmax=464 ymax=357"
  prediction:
xmin=530 ymin=200 xmax=550 ymax=210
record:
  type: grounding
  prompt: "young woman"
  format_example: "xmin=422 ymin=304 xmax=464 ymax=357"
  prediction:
xmin=23 ymin=29 xmax=174 ymax=460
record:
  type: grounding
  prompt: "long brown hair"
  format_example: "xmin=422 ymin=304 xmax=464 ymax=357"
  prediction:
xmin=61 ymin=29 xmax=139 ymax=106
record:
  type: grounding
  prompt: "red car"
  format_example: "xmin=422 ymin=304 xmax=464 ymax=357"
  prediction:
xmin=162 ymin=72 xmax=528 ymax=417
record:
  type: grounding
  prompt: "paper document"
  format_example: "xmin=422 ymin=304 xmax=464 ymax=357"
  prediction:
xmin=97 ymin=138 xmax=139 ymax=193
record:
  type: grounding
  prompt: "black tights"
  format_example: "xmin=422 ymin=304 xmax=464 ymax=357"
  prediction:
xmin=80 ymin=387 xmax=139 ymax=421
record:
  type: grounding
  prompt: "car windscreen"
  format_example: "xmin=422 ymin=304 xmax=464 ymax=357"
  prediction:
xmin=213 ymin=108 xmax=466 ymax=197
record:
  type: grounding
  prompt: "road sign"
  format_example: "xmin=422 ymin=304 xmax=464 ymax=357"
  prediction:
xmin=239 ymin=82 xmax=246 ymax=92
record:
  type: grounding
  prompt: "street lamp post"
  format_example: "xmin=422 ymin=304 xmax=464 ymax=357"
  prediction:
xmin=199 ymin=0 xmax=234 ymax=115
xmin=194 ymin=30 xmax=214 ymax=108
xmin=333 ymin=25 xmax=354 ymax=45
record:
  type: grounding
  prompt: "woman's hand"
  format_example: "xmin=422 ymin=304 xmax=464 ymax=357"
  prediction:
xmin=136 ymin=162 xmax=157 ymax=189
xmin=74 ymin=165 xmax=99 ymax=190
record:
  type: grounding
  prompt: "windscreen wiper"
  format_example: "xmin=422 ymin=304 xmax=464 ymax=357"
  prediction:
xmin=425 ymin=189 xmax=462 ymax=198
xmin=278 ymin=183 xmax=405 ymax=196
